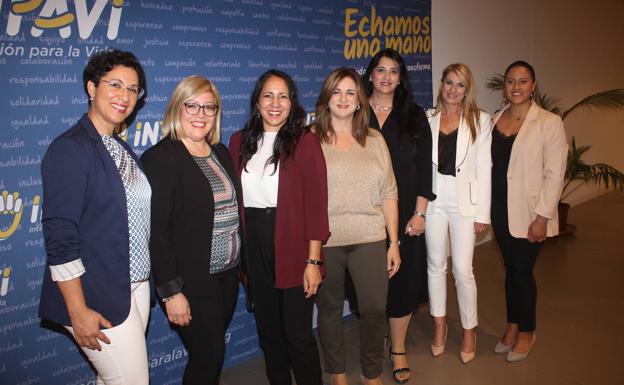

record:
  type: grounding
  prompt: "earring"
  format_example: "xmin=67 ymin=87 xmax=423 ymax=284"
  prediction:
xmin=530 ymin=91 xmax=535 ymax=100
xmin=90 ymin=96 xmax=94 ymax=101
xmin=356 ymin=104 xmax=361 ymax=110
xmin=397 ymin=81 xmax=400 ymax=85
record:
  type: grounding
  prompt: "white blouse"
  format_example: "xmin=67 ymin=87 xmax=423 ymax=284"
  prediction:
xmin=241 ymin=132 xmax=280 ymax=208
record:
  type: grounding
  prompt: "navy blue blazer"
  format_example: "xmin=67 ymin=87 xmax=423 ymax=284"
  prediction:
xmin=39 ymin=115 xmax=141 ymax=327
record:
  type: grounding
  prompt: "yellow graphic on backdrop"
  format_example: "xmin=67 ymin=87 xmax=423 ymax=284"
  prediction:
xmin=1 ymin=267 xmax=12 ymax=296
xmin=5 ymin=0 xmax=124 ymax=40
xmin=343 ymin=6 xmax=431 ymax=59
xmin=33 ymin=13 xmax=75 ymax=30
xmin=0 ymin=191 xmax=23 ymax=241
xmin=11 ymin=0 xmax=44 ymax=14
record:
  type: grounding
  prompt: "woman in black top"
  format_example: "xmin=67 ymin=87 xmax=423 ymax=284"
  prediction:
xmin=141 ymin=75 xmax=243 ymax=385
xmin=362 ymin=48 xmax=435 ymax=384
xmin=490 ymin=61 xmax=567 ymax=362
xmin=425 ymin=64 xmax=492 ymax=364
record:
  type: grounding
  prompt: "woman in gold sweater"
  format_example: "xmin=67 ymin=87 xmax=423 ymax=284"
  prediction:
xmin=313 ymin=67 xmax=400 ymax=385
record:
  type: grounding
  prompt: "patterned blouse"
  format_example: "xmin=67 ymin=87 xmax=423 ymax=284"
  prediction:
xmin=102 ymin=135 xmax=152 ymax=282
xmin=193 ymin=153 xmax=241 ymax=273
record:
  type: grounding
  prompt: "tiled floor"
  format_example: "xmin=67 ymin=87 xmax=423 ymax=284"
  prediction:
xmin=221 ymin=192 xmax=624 ymax=385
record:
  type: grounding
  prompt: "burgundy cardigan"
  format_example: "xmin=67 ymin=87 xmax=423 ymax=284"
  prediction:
xmin=229 ymin=130 xmax=330 ymax=289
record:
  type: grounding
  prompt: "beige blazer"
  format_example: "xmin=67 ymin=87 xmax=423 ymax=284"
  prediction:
xmin=492 ymin=102 xmax=568 ymax=238
xmin=427 ymin=109 xmax=493 ymax=224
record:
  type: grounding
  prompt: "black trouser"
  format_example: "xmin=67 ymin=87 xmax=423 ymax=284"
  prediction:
xmin=176 ymin=266 xmax=240 ymax=385
xmin=245 ymin=207 xmax=323 ymax=385
xmin=492 ymin=221 xmax=542 ymax=332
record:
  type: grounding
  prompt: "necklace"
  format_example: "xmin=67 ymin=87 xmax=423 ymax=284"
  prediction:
xmin=370 ymin=99 xmax=393 ymax=112
xmin=509 ymin=105 xmax=530 ymax=122
xmin=510 ymin=113 xmax=526 ymax=122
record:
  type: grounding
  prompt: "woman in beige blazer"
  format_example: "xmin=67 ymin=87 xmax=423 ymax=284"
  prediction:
xmin=425 ymin=63 xmax=492 ymax=364
xmin=491 ymin=61 xmax=567 ymax=362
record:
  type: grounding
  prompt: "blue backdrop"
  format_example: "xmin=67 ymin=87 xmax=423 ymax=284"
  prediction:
xmin=0 ymin=1 xmax=431 ymax=384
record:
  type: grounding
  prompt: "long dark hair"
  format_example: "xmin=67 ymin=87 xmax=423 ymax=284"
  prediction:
xmin=362 ymin=48 xmax=424 ymax=147
xmin=239 ymin=70 xmax=306 ymax=173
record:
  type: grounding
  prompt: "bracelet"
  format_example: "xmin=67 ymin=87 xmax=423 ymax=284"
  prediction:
xmin=389 ymin=239 xmax=401 ymax=246
xmin=305 ymin=258 xmax=323 ymax=266
xmin=413 ymin=211 xmax=426 ymax=218
xmin=162 ymin=294 xmax=178 ymax=303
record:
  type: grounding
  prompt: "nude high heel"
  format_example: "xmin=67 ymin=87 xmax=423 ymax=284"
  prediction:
xmin=430 ymin=324 xmax=447 ymax=357
xmin=459 ymin=332 xmax=477 ymax=364
xmin=494 ymin=340 xmax=513 ymax=354
xmin=506 ymin=334 xmax=536 ymax=362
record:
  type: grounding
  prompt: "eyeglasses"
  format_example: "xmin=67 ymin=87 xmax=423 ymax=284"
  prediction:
xmin=99 ymin=79 xmax=145 ymax=99
xmin=183 ymin=102 xmax=219 ymax=117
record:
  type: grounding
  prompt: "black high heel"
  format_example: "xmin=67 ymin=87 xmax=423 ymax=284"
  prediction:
xmin=389 ymin=349 xmax=410 ymax=384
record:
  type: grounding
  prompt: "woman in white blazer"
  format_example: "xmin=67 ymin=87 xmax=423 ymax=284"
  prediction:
xmin=425 ymin=63 xmax=492 ymax=364
xmin=490 ymin=61 xmax=567 ymax=362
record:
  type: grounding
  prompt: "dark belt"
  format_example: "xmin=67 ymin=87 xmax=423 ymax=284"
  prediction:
xmin=245 ymin=207 xmax=276 ymax=215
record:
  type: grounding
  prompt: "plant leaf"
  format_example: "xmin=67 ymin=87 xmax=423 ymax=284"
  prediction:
xmin=486 ymin=74 xmax=504 ymax=92
xmin=562 ymin=136 xmax=624 ymax=200
xmin=535 ymin=90 xmax=561 ymax=115
xmin=562 ymin=89 xmax=624 ymax=120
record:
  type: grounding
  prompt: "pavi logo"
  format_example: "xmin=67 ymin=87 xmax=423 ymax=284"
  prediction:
xmin=3 ymin=0 xmax=125 ymax=40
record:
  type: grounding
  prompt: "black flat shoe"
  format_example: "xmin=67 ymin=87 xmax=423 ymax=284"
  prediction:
xmin=389 ymin=349 xmax=410 ymax=384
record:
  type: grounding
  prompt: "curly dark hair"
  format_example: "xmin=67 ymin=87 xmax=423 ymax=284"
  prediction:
xmin=83 ymin=49 xmax=147 ymax=108
xmin=362 ymin=48 xmax=426 ymax=149
xmin=239 ymin=69 xmax=306 ymax=173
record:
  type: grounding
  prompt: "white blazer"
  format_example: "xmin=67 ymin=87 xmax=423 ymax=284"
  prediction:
xmin=427 ymin=109 xmax=493 ymax=224
xmin=492 ymin=102 xmax=568 ymax=238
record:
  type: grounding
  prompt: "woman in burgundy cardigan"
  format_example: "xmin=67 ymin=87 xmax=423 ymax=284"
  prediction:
xmin=228 ymin=69 xmax=329 ymax=385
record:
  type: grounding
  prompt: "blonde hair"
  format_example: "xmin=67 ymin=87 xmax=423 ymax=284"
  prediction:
xmin=313 ymin=67 xmax=369 ymax=146
xmin=433 ymin=63 xmax=480 ymax=142
xmin=161 ymin=75 xmax=222 ymax=144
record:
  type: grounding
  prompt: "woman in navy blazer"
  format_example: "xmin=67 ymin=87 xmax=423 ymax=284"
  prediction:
xmin=39 ymin=50 xmax=151 ymax=384
xmin=141 ymin=76 xmax=244 ymax=385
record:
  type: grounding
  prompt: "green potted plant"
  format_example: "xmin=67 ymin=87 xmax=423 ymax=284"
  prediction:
xmin=486 ymin=75 xmax=624 ymax=233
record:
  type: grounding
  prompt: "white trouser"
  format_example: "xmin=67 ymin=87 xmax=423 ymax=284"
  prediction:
xmin=66 ymin=280 xmax=150 ymax=385
xmin=425 ymin=173 xmax=478 ymax=329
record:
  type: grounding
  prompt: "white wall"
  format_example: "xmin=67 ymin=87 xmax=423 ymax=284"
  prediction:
xmin=432 ymin=0 xmax=624 ymax=205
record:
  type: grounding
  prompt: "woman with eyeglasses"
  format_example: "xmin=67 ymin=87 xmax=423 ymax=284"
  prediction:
xmin=141 ymin=75 xmax=243 ymax=385
xmin=39 ymin=49 xmax=151 ymax=384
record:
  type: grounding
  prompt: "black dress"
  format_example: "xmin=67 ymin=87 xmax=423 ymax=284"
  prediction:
xmin=371 ymin=104 xmax=436 ymax=317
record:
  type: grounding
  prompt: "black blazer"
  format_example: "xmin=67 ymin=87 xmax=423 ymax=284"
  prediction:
xmin=141 ymin=138 xmax=244 ymax=298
